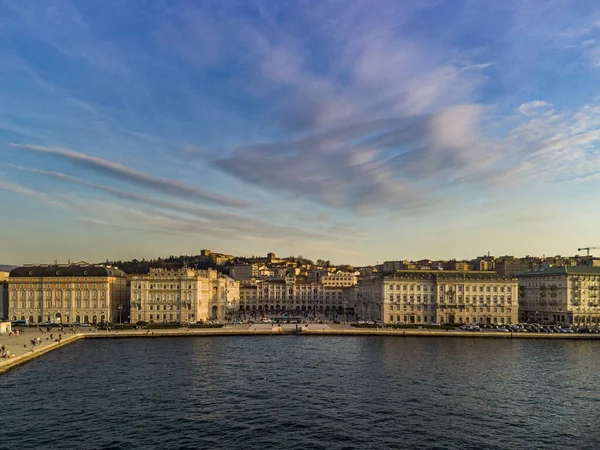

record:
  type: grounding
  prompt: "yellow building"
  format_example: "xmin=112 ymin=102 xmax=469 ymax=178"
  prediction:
xmin=8 ymin=263 xmax=128 ymax=324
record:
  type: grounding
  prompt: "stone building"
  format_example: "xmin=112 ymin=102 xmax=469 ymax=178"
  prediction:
xmin=237 ymin=277 xmax=355 ymax=315
xmin=0 ymin=279 xmax=8 ymax=320
xmin=8 ymin=262 xmax=128 ymax=324
xmin=357 ymin=271 xmax=518 ymax=325
xmin=310 ymin=270 xmax=358 ymax=287
xmin=517 ymin=266 xmax=600 ymax=325
xmin=231 ymin=263 xmax=259 ymax=280
xmin=129 ymin=268 xmax=239 ymax=324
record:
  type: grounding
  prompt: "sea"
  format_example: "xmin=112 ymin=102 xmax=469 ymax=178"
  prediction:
xmin=1 ymin=336 xmax=599 ymax=449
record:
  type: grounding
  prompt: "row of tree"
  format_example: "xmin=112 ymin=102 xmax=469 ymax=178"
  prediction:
xmin=104 ymin=253 xmax=354 ymax=275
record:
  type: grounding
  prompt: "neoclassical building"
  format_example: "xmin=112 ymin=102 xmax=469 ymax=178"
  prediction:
xmin=8 ymin=262 xmax=129 ymax=324
xmin=129 ymin=268 xmax=239 ymax=324
xmin=237 ymin=277 xmax=356 ymax=314
xmin=358 ymin=271 xmax=518 ymax=325
xmin=517 ymin=266 xmax=600 ymax=325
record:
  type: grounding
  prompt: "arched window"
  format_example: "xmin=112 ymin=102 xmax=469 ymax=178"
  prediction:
xmin=76 ymin=315 xmax=81 ymax=323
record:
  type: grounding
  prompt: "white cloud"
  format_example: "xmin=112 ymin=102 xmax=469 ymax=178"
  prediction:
xmin=518 ymin=101 xmax=550 ymax=116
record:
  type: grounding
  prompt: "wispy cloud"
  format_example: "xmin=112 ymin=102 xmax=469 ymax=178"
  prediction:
xmin=10 ymin=144 xmax=248 ymax=208
xmin=2 ymin=163 xmax=358 ymax=244
xmin=0 ymin=180 xmax=67 ymax=209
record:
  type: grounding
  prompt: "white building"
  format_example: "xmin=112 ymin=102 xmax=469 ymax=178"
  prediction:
xmin=129 ymin=268 xmax=239 ymax=324
xmin=517 ymin=266 xmax=600 ymax=325
xmin=358 ymin=271 xmax=518 ymax=325
xmin=237 ymin=277 xmax=355 ymax=315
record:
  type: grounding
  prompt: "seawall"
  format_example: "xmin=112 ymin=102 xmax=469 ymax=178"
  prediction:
xmin=1 ymin=328 xmax=599 ymax=375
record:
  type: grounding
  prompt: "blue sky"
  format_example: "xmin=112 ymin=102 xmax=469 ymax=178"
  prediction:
xmin=2 ymin=0 xmax=600 ymax=266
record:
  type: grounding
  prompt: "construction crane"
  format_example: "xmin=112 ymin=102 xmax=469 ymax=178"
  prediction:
xmin=578 ymin=247 xmax=599 ymax=257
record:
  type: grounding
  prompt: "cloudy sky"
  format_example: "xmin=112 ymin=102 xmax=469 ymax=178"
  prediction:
xmin=2 ymin=0 xmax=600 ymax=266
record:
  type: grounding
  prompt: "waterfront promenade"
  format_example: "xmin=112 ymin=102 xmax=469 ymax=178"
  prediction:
xmin=2 ymin=324 xmax=600 ymax=374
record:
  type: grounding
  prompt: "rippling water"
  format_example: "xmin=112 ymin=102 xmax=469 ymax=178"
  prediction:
xmin=1 ymin=337 xmax=599 ymax=449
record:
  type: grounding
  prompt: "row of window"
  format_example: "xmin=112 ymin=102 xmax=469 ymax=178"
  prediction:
xmin=387 ymin=284 xmax=513 ymax=293
xmin=12 ymin=300 xmax=107 ymax=309
xmin=389 ymin=294 xmax=512 ymax=302
xmin=389 ymin=305 xmax=511 ymax=313
xmin=387 ymin=315 xmax=513 ymax=324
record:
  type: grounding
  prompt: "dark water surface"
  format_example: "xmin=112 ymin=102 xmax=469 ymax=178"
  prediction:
xmin=1 ymin=337 xmax=599 ymax=449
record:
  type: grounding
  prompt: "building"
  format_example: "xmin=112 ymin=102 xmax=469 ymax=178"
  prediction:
xmin=129 ymin=268 xmax=239 ymax=324
xmin=311 ymin=271 xmax=358 ymax=287
xmin=8 ymin=262 xmax=128 ymax=324
xmin=517 ymin=266 xmax=600 ymax=325
xmin=237 ymin=277 xmax=354 ymax=315
xmin=0 ymin=279 xmax=8 ymax=320
xmin=357 ymin=271 xmax=518 ymax=325
xmin=200 ymin=249 xmax=234 ymax=265
xmin=444 ymin=261 xmax=470 ymax=271
xmin=496 ymin=257 xmax=532 ymax=276
xmin=231 ymin=263 xmax=259 ymax=280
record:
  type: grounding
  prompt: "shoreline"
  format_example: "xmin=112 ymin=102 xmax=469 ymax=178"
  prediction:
xmin=2 ymin=328 xmax=599 ymax=375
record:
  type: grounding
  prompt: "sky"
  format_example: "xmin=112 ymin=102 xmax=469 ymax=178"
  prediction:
xmin=1 ymin=0 xmax=600 ymax=266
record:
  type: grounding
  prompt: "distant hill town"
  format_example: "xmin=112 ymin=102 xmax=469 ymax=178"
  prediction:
xmin=103 ymin=249 xmax=600 ymax=278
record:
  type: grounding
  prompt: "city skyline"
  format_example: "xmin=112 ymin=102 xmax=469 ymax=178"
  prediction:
xmin=2 ymin=1 xmax=600 ymax=265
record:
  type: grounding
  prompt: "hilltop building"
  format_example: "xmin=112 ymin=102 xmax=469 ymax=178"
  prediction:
xmin=517 ymin=266 xmax=600 ymax=325
xmin=200 ymin=249 xmax=234 ymax=265
xmin=7 ymin=262 xmax=129 ymax=324
xmin=231 ymin=263 xmax=259 ymax=280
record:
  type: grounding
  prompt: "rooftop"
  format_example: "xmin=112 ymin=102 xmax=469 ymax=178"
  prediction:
xmin=9 ymin=264 xmax=127 ymax=278
xmin=517 ymin=266 xmax=600 ymax=277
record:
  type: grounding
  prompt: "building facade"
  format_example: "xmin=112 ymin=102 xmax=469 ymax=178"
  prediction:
xmin=8 ymin=263 xmax=129 ymax=324
xmin=231 ymin=263 xmax=259 ymax=280
xmin=0 ymin=280 xmax=8 ymax=320
xmin=517 ymin=266 xmax=600 ymax=325
xmin=358 ymin=271 xmax=518 ymax=325
xmin=129 ymin=268 xmax=239 ymax=324
xmin=237 ymin=277 xmax=355 ymax=315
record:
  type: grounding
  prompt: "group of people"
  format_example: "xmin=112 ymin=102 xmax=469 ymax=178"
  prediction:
xmin=226 ymin=309 xmax=356 ymax=324
xmin=1 ymin=343 xmax=14 ymax=358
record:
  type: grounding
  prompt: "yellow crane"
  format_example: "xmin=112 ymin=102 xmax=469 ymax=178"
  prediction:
xmin=578 ymin=247 xmax=599 ymax=257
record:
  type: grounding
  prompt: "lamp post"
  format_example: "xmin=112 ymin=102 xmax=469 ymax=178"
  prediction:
xmin=342 ymin=300 xmax=348 ymax=324
xmin=118 ymin=306 xmax=123 ymax=324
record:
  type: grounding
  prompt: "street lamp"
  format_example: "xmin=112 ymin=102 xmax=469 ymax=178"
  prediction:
xmin=342 ymin=300 xmax=348 ymax=324
xmin=118 ymin=306 xmax=123 ymax=324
